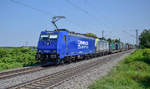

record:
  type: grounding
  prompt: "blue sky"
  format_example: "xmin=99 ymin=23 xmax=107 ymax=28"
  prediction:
xmin=0 ymin=0 xmax=150 ymax=46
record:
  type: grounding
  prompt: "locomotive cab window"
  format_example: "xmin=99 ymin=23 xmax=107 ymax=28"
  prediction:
xmin=40 ymin=34 xmax=49 ymax=41
xmin=40 ymin=34 xmax=58 ymax=41
xmin=49 ymin=34 xmax=58 ymax=40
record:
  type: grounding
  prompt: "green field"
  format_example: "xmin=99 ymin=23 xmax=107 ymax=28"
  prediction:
xmin=0 ymin=47 xmax=39 ymax=71
xmin=89 ymin=49 xmax=150 ymax=89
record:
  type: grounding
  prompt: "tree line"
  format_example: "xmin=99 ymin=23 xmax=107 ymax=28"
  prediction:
xmin=85 ymin=33 xmax=120 ymax=43
xmin=139 ymin=29 xmax=150 ymax=48
xmin=85 ymin=29 xmax=150 ymax=49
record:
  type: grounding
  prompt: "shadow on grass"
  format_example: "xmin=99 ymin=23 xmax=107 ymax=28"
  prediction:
xmin=136 ymin=57 xmax=150 ymax=65
xmin=138 ymin=76 xmax=150 ymax=88
xmin=142 ymin=51 xmax=150 ymax=64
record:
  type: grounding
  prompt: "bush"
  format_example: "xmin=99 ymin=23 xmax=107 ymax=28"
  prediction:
xmin=0 ymin=48 xmax=9 ymax=58
xmin=0 ymin=48 xmax=38 ymax=71
xmin=89 ymin=49 xmax=150 ymax=89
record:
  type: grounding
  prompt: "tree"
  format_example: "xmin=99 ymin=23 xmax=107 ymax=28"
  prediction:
xmin=114 ymin=39 xmax=120 ymax=43
xmin=85 ymin=33 xmax=97 ymax=38
xmin=107 ymin=38 xmax=113 ymax=43
xmin=139 ymin=29 xmax=150 ymax=48
xmin=100 ymin=37 xmax=106 ymax=40
xmin=106 ymin=38 xmax=120 ymax=43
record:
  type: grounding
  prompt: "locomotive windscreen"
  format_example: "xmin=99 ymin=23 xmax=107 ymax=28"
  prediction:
xmin=40 ymin=34 xmax=58 ymax=41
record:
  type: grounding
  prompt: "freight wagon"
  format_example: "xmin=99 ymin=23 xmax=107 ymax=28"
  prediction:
xmin=95 ymin=38 xmax=109 ymax=56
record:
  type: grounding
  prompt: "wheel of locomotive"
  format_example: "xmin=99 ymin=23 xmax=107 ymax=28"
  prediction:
xmin=82 ymin=55 xmax=86 ymax=60
xmin=87 ymin=55 xmax=90 ymax=59
xmin=60 ymin=59 xmax=65 ymax=65
xmin=67 ymin=57 xmax=72 ymax=64
xmin=71 ymin=56 xmax=76 ymax=62
xmin=68 ymin=59 xmax=72 ymax=63
xmin=55 ymin=59 xmax=60 ymax=66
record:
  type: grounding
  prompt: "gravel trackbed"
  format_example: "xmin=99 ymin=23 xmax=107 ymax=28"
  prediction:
xmin=0 ymin=50 xmax=133 ymax=89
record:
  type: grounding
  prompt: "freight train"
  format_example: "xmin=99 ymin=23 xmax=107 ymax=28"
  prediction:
xmin=36 ymin=29 xmax=134 ymax=65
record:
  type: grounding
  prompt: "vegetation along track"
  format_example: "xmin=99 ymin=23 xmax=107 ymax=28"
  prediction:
xmin=7 ymin=50 xmax=132 ymax=89
xmin=0 ymin=66 xmax=43 ymax=80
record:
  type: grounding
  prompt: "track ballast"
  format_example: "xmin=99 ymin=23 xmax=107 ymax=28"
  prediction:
xmin=7 ymin=50 xmax=132 ymax=89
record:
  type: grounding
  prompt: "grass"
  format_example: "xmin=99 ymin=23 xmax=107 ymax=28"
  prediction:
xmin=89 ymin=49 xmax=150 ymax=89
xmin=0 ymin=47 xmax=39 ymax=71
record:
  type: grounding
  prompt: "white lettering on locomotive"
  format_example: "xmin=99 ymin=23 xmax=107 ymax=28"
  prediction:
xmin=78 ymin=40 xmax=89 ymax=49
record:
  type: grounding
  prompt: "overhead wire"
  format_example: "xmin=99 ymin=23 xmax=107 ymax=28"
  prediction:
xmin=65 ymin=0 xmax=89 ymax=14
xmin=121 ymin=30 xmax=136 ymax=44
xmin=65 ymin=1 xmax=100 ymax=25
xmin=10 ymin=0 xmax=54 ymax=16
xmin=10 ymin=0 xmax=82 ymax=31
xmin=10 ymin=0 xmax=122 ymax=40
xmin=10 ymin=0 xmax=104 ymax=35
xmin=65 ymin=0 xmax=136 ymax=44
xmin=65 ymin=0 xmax=99 ymax=20
xmin=63 ymin=0 xmax=97 ymax=32
xmin=64 ymin=0 xmax=108 ymax=37
xmin=122 ymin=30 xmax=136 ymax=38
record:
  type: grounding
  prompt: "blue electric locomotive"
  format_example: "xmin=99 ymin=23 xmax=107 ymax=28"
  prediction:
xmin=36 ymin=29 xmax=95 ymax=64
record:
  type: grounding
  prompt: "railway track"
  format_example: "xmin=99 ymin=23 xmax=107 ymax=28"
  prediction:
xmin=6 ymin=50 xmax=132 ymax=89
xmin=0 ymin=66 xmax=43 ymax=80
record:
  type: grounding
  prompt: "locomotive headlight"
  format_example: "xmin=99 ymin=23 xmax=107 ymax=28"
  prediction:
xmin=38 ymin=50 xmax=42 ymax=53
xmin=51 ymin=54 xmax=56 ymax=58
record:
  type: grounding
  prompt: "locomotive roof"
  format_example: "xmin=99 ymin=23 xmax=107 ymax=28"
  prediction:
xmin=55 ymin=29 xmax=96 ymax=38
xmin=43 ymin=29 xmax=96 ymax=39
